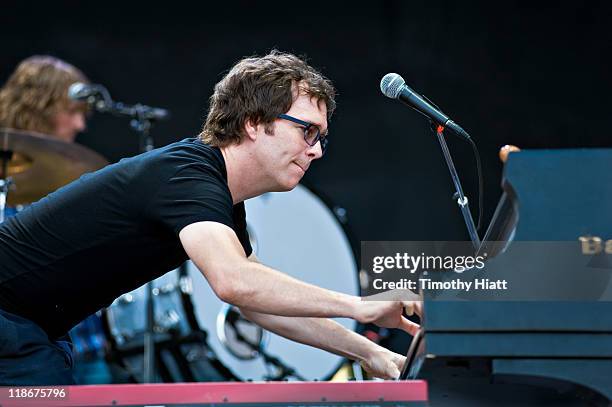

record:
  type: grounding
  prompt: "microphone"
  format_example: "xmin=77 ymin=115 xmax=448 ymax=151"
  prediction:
xmin=380 ymin=73 xmax=470 ymax=139
xmin=68 ymin=82 xmax=169 ymax=121
xmin=68 ymin=82 xmax=105 ymax=102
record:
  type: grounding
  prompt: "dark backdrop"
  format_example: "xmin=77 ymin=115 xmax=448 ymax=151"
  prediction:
xmin=2 ymin=1 xmax=610 ymax=243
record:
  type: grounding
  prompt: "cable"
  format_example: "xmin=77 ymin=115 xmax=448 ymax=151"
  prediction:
xmin=466 ymin=136 xmax=483 ymax=231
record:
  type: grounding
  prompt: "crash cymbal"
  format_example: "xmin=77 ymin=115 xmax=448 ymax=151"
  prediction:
xmin=0 ymin=128 xmax=108 ymax=206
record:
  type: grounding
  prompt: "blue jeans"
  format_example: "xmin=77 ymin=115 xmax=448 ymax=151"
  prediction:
xmin=0 ymin=308 xmax=75 ymax=385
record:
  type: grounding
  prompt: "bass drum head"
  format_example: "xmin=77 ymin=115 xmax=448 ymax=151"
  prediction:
xmin=187 ymin=183 xmax=359 ymax=381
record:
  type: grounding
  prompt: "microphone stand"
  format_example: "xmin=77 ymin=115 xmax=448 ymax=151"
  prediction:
xmin=83 ymin=84 xmax=167 ymax=382
xmin=127 ymin=106 xmax=156 ymax=383
xmin=434 ymin=125 xmax=481 ymax=251
xmin=83 ymin=84 xmax=169 ymax=128
xmin=139 ymin=127 xmax=155 ymax=383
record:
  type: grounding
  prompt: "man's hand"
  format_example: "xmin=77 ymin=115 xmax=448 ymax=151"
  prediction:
xmin=360 ymin=349 xmax=406 ymax=379
xmin=357 ymin=300 xmax=422 ymax=336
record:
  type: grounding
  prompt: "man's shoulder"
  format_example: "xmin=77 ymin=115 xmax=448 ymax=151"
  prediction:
xmin=109 ymin=138 xmax=223 ymax=177
xmin=151 ymin=137 xmax=224 ymax=171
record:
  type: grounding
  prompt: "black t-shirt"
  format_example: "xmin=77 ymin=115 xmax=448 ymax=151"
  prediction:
xmin=0 ymin=138 xmax=251 ymax=338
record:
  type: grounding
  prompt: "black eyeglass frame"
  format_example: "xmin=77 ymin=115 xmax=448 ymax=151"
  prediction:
xmin=277 ymin=113 xmax=328 ymax=154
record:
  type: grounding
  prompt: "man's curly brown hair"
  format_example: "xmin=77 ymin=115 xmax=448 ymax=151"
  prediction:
xmin=200 ymin=50 xmax=336 ymax=147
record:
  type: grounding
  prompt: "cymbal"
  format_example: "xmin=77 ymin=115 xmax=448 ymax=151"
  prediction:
xmin=0 ymin=128 xmax=108 ymax=206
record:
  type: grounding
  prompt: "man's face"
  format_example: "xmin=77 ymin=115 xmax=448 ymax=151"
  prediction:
xmin=256 ymin=92 xmax=327 ymax=191
xmin=52 ymin=104 xmax=86 ymax=142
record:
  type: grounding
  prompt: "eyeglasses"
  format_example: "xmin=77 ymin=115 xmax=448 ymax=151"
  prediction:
xmin=277 ymin=114 xmax=328 ymax=155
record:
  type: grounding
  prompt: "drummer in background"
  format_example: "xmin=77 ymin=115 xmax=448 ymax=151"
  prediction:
xmin=0 ymin=55 xmax=87 ymax=142
xmin=0 ymin=55 xmax=111 ymax=384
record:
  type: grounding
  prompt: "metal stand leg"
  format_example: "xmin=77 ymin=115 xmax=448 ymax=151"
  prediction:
xmin=435 ymin=127 xmax=481 ymax=251
xmin=0 ymin=178 xmax=10 ymax=224
xmin=143 ymin=281 xmax=156 ymax=383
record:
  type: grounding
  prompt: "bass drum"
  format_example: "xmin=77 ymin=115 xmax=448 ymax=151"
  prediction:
xmin=186 ymin=183 xmax=360 ymax=381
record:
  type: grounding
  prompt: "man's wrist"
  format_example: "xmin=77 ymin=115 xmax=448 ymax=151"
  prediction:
xmin=360 ymin=342 xmax=396 ymax=369
xmin=346 ymin=295 xmax=366 ymax=323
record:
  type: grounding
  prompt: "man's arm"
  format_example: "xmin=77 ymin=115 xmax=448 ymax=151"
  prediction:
xmin=240 ymin=309 xmax=406 ymax=379
xmin=179 ymin=221 xmax=420 ymax=330
xmin=242 ymin=253 xmax=409 ymax=379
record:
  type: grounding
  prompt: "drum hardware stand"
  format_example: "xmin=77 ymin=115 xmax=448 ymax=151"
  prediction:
xmin=109 ymin=328 xmax=235 ymax=383
xmin=136 ymin=124 xmax=154 ymax=383
xmin=177 ymin=263 xmax=202 ymax=332
xmin=179 ymin=329 xmax=238 ymax=381
xmin=0 ymin=150 xmax=14 ymax=224
xmin=165 ymin=329 xmax=237 ymax=382
xmin=0 ymin=178 xmax=12 ymax=224
xmin=258 ymin=346 xmax=307 ymax=381
xmin=82 ymin=84 xmax=169 ymax=382
xmin=107 ymin=264 xmax=236 ymax=383
xmin=121 ymin=101 xmax=163 ymax=383
xmin=226 ymin=315 xmax=307 ymax=381
xmin=433 ymin=124 xmax=481 ymax=251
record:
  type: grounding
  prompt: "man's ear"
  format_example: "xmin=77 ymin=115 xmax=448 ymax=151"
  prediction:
xmin=244 ymin=119 xmax=259 ymax=142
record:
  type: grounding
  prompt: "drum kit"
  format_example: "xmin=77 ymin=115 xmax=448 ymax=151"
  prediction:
xmin=0 ymin=127 xmax=362 ymax=383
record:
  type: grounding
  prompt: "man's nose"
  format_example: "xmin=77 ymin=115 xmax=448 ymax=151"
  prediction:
xmin=307 ymin=141 xmax=323 ymax=159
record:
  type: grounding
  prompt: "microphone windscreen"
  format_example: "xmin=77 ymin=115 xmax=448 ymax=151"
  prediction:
xmin=67 ymin=82 xmax=94 ymax=101
xmin=380 ymin=73 xmax=405 ymax=99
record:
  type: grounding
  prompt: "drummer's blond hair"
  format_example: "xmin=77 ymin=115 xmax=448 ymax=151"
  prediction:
xmin=200 ymin=50 xmax=336 ymax=147
xmin=0 ymin=55 xmax=88 ymax=136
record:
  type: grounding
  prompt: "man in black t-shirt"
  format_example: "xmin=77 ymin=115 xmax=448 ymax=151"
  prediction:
xmin=0 ymin=51 xmax=421 ymax=385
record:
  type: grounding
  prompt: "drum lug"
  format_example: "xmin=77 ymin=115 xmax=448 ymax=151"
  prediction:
xmin=118 ymin=293 xmax=135 ymax=305
xmin=152 ymin=282 xmax=175 ymax=296
xmin=179 ymin=275 xmax=193 ymax=295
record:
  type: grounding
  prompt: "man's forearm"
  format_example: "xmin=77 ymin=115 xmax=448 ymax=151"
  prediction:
xmin=183 ymin=223 xmax=362 ymax=321
xmin=220 ymin=261 xmax=363 ymax=321
xmin=240 ymin=309 xmax=387 ymax=363
xmin=181 ymin=222 xmax=411 ymax=328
